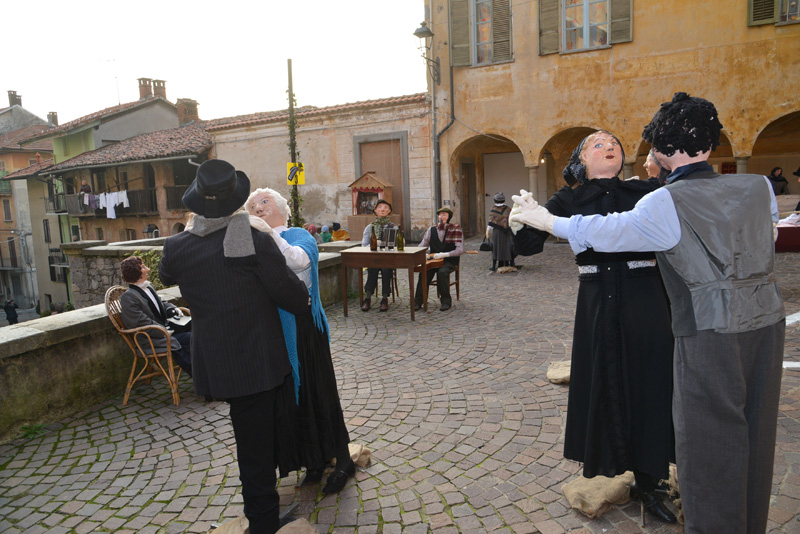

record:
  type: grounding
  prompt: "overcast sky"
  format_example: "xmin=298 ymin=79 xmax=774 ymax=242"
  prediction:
xmin=5 ymin=1 xmax=429 ymax=124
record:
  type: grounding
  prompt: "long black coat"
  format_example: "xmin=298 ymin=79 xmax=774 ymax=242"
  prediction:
xmin=517 ymin=177 xmax=675 ymax=480
xmin=160 ymin=225 xmax=308 ymax=399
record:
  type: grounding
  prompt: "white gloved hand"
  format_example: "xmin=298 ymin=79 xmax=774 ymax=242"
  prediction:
xmin=249 ymin=215 xmax=273 ymax=235
xmin=509 ymin=204 xmax=524 ymax=235
xmin=433 ymin=253 xmax=448 ymax=260
xmin=510 ymin=190 xmax=556 ymax=234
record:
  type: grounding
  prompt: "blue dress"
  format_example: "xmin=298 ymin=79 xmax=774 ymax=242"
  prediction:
xmin=273 ymin=228 xmax=350 ymax=476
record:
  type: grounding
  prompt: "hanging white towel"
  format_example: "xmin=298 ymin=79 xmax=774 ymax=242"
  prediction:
xmin=83 ymin=193 xmax=90 ymax=206
xmin=118 ymin=190 xmax=129 ymax=208
xmin=98 ymin=193 xmax=106 ymax=209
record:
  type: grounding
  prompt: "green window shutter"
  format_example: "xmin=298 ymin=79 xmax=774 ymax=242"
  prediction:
xmin=492 ymin=0 xmax=512 ymax=62
xmin=748 ymin=0 xmax=777 ymax=25
xmin=539 ymin=0 xmax=559 ymax=55
xmin=450 ymin=0 xmax=472 ymax=66
xmin=609 ymin=0 xmax=632 ymax=44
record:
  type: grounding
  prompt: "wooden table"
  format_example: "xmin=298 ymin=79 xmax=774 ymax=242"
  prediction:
xmin=340 ymin=246 xmax=429 ymax=321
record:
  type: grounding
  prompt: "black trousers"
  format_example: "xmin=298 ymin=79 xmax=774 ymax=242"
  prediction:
xmin=228 ymin=388 xmax=280 ymax=534
xmin=364 ymin=267 xmax=393 ymax=298
xmin=414 ymin=262 xmax=457 ymax=306
xmin=673 ymin=322 xmax=784 ymax=534
xmin=171 ymin=332 xmax=192 ymax=376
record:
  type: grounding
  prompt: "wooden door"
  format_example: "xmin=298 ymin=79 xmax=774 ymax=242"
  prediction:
xmin=361 ymin=140 xmax=403 ymax=227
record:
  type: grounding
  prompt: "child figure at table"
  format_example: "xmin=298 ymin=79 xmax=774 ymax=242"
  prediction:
xmin=360 ymin=200 xmax=397 ymax=312
xmin=414 ymin=207 xmax=463 ymax=312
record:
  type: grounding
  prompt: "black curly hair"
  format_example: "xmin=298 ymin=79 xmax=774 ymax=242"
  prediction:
xmin=642 ymin=92 xmax=723 ymax=158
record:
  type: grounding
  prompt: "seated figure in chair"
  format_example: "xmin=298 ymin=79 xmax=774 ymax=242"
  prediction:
xmin=119 ymin=256 xmax=192 ymax=376
xmin=360 ymin=200 xmax=397 ymax=312
xmin=414 ymin=207 xmax=463 ymax=312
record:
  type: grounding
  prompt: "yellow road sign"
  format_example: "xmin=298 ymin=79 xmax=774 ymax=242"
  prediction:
xmin=287 ymin=162 xmax=305 ymax=185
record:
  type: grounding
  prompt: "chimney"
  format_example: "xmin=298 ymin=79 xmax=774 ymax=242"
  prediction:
xmin=138 ymin=78 xmax=153 ymax=100
xmin=47 ymin=112 xmax=58 ymax=126
xmin=35 ymin=153 xmax=42 ymax=164
xmin=152 ymin=79 xmax=167 ymax=100
xmin=176 ymin=98 xmax=199 ymax=125
xmin=8 ymin=90 xmax=22 ymax=107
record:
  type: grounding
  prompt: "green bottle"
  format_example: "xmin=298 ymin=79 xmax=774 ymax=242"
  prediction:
xmin=395 ymin=229 xmax=405 ymax=251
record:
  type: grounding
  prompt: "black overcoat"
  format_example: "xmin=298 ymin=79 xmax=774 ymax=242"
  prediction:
xmin=159 ymin=225 xmax=308 ymax=399
xmin=517 ymin=177 xmax=675 ymax=480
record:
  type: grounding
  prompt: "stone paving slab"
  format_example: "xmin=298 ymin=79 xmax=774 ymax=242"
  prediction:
xmin=1 ymin=238 xmax=799 ymax=533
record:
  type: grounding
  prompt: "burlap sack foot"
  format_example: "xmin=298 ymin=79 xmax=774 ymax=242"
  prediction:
xmin=547 ymin=360 xmax=571 ymax=384
xmin=561 ymin=471 xmax=634 ymax=519
xmin=348 ymin=443 xmax=372 ymax=468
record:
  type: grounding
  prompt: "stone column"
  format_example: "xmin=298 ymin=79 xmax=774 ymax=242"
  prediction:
xmin=527 ymin=165 xmax=538 ymax=199
xmin=623 ymin=163 xmax=635 ymax=180
xmin=736 ymin=157 xmax=749 ymax=174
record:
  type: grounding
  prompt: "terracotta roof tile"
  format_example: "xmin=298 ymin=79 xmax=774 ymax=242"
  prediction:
xmin=23 ymin=96 xmax=175 ymax=143
xmin=46 ymin=122 xmax=211 ymax=172
xmin=206 ymin=93 xmax=428 ymax=132
xmin=2 ymin=158 xmax=54 ymax=179
xmin=0 ymin=124 xmax=55 ymax=151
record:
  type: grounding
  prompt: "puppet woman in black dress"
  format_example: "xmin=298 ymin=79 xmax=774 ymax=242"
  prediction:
xmin=512 ymin=131 xmax=676 ymax=523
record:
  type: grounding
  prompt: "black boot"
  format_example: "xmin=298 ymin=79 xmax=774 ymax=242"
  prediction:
xmin=630 ymin=483 xmax=677 ymax=525
xmin=490 ymin=261 xmax=497 ymax=272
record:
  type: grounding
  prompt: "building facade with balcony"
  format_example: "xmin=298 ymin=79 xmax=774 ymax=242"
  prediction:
xmin=418 ymin=0 xmax=800 ymax=235
xmin=0 ymin=92 xmax=55 ymax=308
xmin=6 ymin=121 xmax=210 ymax=310
xmin=9 ymin=79 xmax=201 ymax=310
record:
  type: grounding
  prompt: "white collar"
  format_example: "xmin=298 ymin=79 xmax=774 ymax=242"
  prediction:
xmin=273 ymin=225 xmax=287 ymax=233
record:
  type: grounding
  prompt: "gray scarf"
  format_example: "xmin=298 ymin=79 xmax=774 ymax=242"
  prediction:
xmin=188 ymin=211 xmax=257 ymax=265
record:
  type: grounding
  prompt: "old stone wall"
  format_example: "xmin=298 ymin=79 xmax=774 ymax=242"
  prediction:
xmin=63 ymin=239 xmax=165 ymax=309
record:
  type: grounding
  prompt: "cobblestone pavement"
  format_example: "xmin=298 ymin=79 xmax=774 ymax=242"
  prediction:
xmin=2 ymin=238 xmax=799 ymax=533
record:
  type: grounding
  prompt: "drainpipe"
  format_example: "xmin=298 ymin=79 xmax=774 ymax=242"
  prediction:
xmin=433 ymin=63 xmax=456 ymax=209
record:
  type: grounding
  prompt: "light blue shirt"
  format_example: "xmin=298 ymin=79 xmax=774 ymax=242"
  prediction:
xmin=551 ymin=175 xmax=778 ymax=255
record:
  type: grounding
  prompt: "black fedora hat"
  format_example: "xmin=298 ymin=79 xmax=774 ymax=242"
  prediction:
xmin=182 ymin=159 xmax=250 ymax=218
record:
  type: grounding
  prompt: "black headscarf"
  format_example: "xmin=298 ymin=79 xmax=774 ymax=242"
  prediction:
xmin=562 ymin=131 xmax=626 ymax=186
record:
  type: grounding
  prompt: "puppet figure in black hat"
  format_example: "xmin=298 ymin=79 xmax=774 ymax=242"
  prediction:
xmin=509 ymin=130 xmax=676 ymax=523
xmin=487 ymin=192 xmax=514 ymax=271
xmin=512 ymin=93 xmax=785 ymax=533
xmin=414 ymin=206 xmax=464 ymax=311
xmin=359 ymin=199 xmax=398 ymax=311
xmin=160 ymin=159 xmax=309 ymax=533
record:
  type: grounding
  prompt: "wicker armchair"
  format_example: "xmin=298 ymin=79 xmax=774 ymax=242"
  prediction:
xmin=105 ymin=285 xmax=188 ymax=406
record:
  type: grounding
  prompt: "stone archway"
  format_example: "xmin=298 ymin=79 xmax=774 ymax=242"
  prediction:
xmin=449 ymin=134 xmax=522 ymax=237
xmin=750 ymin=111 xmax=800 ymax=189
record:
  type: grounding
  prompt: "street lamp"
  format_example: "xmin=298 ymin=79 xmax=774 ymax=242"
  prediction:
xmin=413 ymin=21 xmax=440 ymax=85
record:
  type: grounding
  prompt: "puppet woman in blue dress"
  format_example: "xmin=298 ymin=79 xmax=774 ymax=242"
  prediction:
xmin=247 ymin=187 xmax=354 ymax=494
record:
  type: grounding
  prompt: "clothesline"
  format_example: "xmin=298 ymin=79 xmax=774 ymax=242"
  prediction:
xmin=81 ymin=190 xmax=130 ymax=219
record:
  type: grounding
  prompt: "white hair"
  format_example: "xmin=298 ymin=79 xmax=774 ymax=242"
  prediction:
xmin=246 ymin=187 xmax=291 ymax=223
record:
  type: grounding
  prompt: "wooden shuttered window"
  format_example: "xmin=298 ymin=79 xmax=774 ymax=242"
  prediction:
xmin=748 ymin=0 xmax=777 ymax=25
xmin=609 ymin=0 xmax=632 ymax=44
xmin=493 ymin=0 xmax=513 ymax=62
xmin=450 ymin=0 xmax=472 ymax=66
xmin=539 ymin=0 xmax=559 ymax=55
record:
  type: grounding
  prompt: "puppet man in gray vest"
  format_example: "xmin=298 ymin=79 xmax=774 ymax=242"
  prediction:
xmin=511 ymin=92 xmax=784 ymax=534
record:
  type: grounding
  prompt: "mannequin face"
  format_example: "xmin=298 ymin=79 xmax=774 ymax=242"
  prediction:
xmin=374 ymin=203 xmax=392 ymax=218
xmin=248 ymin=192 xmax=285 ymax=228
xmin=437 ymin=212 xmax=450 ymax=224
xmin=644 ymin=153 xmax=661 ymax=179
xmin=581 ymin=132 xmax=623 ymax=179
xmin=137 ymin=264 xmax=150 ymax=284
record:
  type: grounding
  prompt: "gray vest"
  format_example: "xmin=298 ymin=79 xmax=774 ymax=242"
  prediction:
xmin=656 ymin=172 xmax=784 ymax=336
